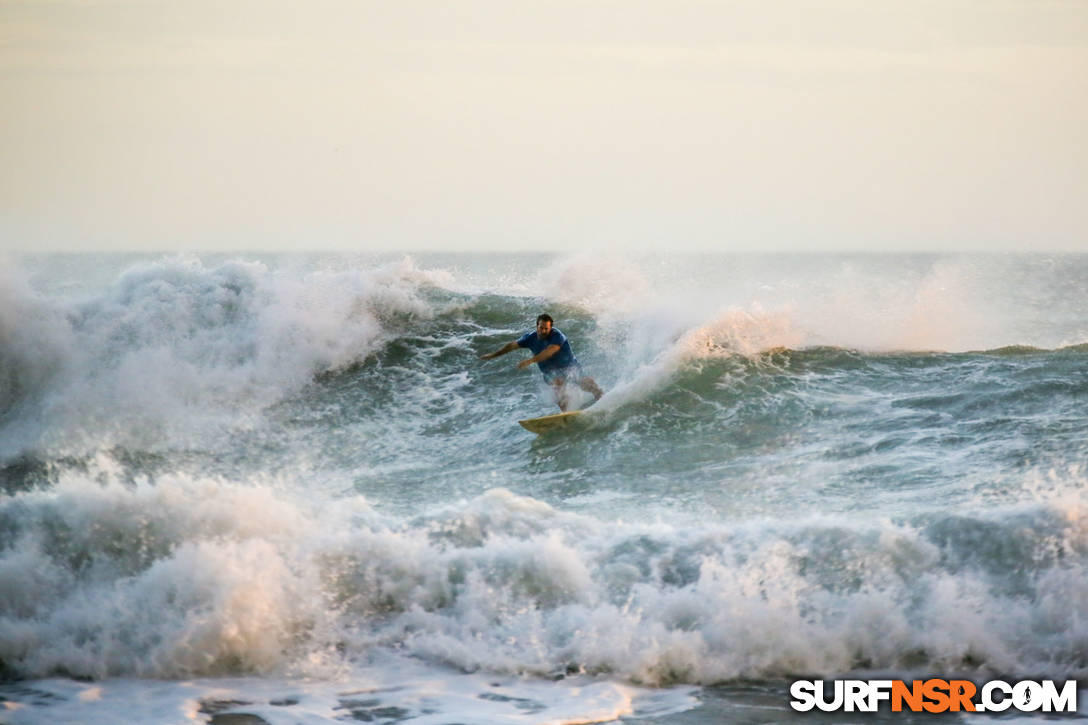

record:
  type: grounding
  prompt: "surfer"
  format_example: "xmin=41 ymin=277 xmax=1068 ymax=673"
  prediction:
xmin=479 ymin=314 xmax=604 ymax=411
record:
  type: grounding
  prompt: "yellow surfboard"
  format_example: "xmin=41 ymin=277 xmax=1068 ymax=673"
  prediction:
xmin=518 ymin=410 xmax=584 ymax=434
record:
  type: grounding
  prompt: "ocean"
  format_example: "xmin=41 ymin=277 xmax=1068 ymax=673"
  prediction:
xmin=0 ymin=252 xmax=1085 ymax=723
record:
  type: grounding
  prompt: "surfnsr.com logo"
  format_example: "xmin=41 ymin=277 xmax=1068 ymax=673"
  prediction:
xmin=790 ymin=679 xmax=1078 ymax=713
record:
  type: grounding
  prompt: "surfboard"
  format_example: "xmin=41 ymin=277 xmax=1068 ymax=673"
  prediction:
xmin=518 ymin=410 xmax=584 ymax=434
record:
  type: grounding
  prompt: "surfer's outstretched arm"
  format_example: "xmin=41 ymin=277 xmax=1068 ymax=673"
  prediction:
xmin=517 ymin=344 xmax=560 ymax=370
xmin=479 ymin=341 xmax=519 ymax=360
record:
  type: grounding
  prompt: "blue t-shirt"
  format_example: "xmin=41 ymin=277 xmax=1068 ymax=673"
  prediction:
xmin=516 ymin=327 xmax=579 ymax=375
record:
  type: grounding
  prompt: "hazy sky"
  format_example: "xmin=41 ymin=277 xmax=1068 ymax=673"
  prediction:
xmin=2 ymin=1 xmax=1086 ymax=253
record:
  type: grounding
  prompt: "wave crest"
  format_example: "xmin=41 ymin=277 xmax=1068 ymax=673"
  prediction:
xmin=2 ymin=469 xmax=1085 ymax=682
xmin=0 ymin=256 xmax=446 ymax=459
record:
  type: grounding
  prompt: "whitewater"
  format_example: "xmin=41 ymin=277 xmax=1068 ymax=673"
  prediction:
xmin=0 ymin=252 xmax=1085 ymax=723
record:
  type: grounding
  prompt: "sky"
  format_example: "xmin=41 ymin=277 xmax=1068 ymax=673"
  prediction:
xmin=1 ymin=0 xmax=1086 ymax=253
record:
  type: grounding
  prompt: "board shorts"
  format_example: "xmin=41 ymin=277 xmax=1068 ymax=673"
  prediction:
xmin=541 ymin=363 xmax=585 ymax=384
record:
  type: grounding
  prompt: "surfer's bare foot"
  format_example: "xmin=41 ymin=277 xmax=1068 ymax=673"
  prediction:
xmin=580 ymin=376 xmax=604 ymax=401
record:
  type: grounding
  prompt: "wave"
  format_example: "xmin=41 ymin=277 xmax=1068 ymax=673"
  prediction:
xmin=0 ymin=256 xmax=451 ymax=460
xmin=4 ymin=253 xmax=1085 ymax=464
xmin=0 ymin=465 xmax=1084 ymax=683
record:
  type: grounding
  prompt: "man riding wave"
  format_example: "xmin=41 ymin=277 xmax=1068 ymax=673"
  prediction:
xmin=479 ymin=313 xmax=604 ymax=412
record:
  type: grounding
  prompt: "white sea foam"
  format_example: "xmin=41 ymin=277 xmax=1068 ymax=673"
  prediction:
xmin=1 ymin=463 xmax=1084 ymax=686
xmin=0 ymin=256 xmax=448 ymax=459
xmin=593 ymin=304 xmax=803 ymax=413
xmin=526 ymin=251 xmax=1087 ymax=354
xmin=2 ymin=252 xmax=1084 ymax=724
xmin=535 ymin=253 xmax=652 ymax=320
xmin=5 ymin=252 xmax=1082 ymax=460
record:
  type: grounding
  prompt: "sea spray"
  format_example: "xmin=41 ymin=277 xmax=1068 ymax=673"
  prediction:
xmin=0 ymin=256 xmax=450 ymax=459
xmin=1 ymin=251 xmax=1084 ymax=723
xmin=2 ymin=463 xmax=1085 ymax=683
